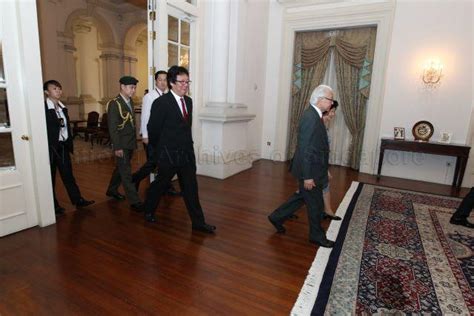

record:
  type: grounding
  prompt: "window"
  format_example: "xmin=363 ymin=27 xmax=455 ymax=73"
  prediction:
xmin=0 ymin=44 xmax=15 ymax=168
xmin=168 ymin=16 xmax=190 ymax=69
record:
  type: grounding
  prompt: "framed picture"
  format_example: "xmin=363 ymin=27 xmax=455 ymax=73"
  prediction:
xmin=394 ymin=127 xmax=405 ymax=140
xmin=439 ymin=132 xmax=452 ymax=144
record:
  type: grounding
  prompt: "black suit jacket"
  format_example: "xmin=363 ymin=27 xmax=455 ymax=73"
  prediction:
xmin=45 ymin=101 xmax=74 ymax=158
xmin=147 ymin=92 xmax=194 ymax=166
xmin=290 ymin=106 xmax=329 ymax=189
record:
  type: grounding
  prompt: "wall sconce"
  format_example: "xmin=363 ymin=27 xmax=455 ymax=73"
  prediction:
xmin=422 ymin=59 xmax=443 ymax=89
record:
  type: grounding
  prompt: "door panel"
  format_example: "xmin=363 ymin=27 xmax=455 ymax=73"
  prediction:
xmin=0 ymin=1 xmax=39 ymax=237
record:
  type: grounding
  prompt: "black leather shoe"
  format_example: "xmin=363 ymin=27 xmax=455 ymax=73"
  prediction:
xmin=192 ymin=223 xmax=216 ymax=234
xmin=268 ymin=216 xmax=286 ymax=234
xmin=55 ymin=205 xmax=65 ymax=215
xmin=324 ymin=213 xmax=342 ymax=221
xmin=310 ymin=238 xmax=335 ymax=248
xmin=144 ymin=213 xmax=157 ymax=223
xmin=450 ymin=217 xmax=474 ymax=228
xmin=106 ymin=191 xmax=125 ymax=201
xmin=75 ymin=198 xmax=95 ymax=208
xmin=131 ymin=202 xmax=145 ymax=213
xmin=166 ymin=186 xmax=182 ymax=196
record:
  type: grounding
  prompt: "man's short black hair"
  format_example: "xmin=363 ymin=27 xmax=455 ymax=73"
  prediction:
xmin=43 ymin=80 xmax=62 ymax=91
xmin=155 ymin=70 xmax=167 ymax=80
xmin=167 ymin=66 xmax=189 ymax=90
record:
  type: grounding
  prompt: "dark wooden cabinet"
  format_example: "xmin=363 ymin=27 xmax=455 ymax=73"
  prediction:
xmin=377 ymin=138 xmax=470 ymax=189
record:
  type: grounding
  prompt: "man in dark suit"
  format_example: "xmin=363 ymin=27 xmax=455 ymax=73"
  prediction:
xmin=143 ymin=66 xmax=216 ymax=234
xmin=106 ymin=76 xmax=143 ymax=212
xmin=44 ymin=80 xmax=94 ymax=215
xmin=132 ymin=70 xmax=181 ymax=196
xmin=450 ymin=187 xmax=474 ymax=228
xmin=268 ymin=85 xmax=335 ymax=248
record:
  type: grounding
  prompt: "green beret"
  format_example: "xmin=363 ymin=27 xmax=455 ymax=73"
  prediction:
xmin=119 ymin=76 xmax=139 ymax=85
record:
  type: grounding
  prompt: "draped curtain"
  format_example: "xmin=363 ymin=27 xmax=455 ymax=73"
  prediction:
xmin=288 ymin=27 xmax=377 ymax=170
xmin=288 ymin=34 xmax=330 ymax=159
xmin=323 ymin=49 xmax=353 ymax=167
xmin=334 ymin=28 xmax=377 ymax=169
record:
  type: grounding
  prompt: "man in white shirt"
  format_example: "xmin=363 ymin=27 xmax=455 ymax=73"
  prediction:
xmin=132 ymin=71 xmax=180 ymax=196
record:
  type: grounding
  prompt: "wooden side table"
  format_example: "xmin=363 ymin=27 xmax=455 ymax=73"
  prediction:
xmin=377 ymin=138 xmax=471 ymax=189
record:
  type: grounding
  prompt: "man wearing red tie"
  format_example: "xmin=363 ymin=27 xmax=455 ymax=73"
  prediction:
xmin=133 ymin=70 xmax=180 ymax=196
xmin=143 ymin=66 xmax=216 ymax=234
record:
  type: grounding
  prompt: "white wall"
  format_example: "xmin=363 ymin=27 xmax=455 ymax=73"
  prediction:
xmin=241 ymin=0 xmax=270 ymax=159
xmin=379 ymin=0 xmax=473 ymax=185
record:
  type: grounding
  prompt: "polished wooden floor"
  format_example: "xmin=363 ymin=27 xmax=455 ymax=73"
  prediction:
xmin=0 ymin=152 xmax=468 ymax=315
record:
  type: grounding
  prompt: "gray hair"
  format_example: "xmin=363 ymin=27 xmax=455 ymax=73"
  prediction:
xmin=309 ymin=85 xmax=333 ymax=105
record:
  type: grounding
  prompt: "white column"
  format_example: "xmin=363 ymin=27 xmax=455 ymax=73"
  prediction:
xmin=122 ymin=55 xmax=138 ymax=77
xmin=99 ymin=50 xmax=122 ymax=100
xmin=58 ymin=37 xmax=82 ymax=120
xmin=61 ymin=40 xmax=78 ymax=99
xmin=197 ymin=1 xmax=255 ymax=179
xmin=208 ymin=1 xmax=230 ymax=103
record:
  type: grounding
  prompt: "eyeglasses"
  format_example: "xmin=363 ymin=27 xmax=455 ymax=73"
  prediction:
xmin=175 ymin=80 xmax=192 ymax=85
xmin=321 ymin=96 xmax=334 ymax=102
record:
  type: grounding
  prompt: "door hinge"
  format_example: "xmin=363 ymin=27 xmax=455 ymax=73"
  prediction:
xmin=149 ymin=66 xmax=156 ymax=76
xmin=149 ymin=31 xmax=156 ymax=40
xmin=149 ymin=11 xmax=156 ymax=21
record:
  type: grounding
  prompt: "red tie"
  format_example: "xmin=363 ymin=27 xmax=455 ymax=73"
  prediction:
xmin=180 ymin=97 xmax=189 ymax=121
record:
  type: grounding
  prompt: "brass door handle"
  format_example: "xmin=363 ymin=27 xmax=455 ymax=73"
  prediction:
xmin=21 ymin=135 xmax=29 ymax=141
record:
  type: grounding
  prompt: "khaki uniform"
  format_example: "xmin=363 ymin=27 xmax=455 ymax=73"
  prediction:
xmin=106 ymin=94 xmax=140 ymax=204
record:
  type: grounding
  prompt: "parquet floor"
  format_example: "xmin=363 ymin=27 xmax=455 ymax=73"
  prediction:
xmin=0 ymin=150 xmax=468 ymax=315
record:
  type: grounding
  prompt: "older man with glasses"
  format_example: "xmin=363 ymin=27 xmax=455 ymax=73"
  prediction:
xmin=268 ymin=85 xmax=335 ymax=248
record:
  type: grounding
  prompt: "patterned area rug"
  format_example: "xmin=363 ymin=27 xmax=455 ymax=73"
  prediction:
xmin=292 ymin=182 xmax=474 ymax=315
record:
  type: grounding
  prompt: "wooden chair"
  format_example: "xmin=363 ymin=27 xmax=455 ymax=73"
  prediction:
xmin=90 ymin=113 xmax=110 ymax=147
xmin=73 ymin=111 xmax=99 ymax=141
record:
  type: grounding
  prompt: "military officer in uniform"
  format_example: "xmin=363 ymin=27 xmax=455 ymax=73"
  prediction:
xmin=105 ymin=76 xmax=144 ymax=212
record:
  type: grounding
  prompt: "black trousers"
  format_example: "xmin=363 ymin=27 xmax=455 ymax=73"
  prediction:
xmin=144 ymin=162 xmax=205 ymax=226
xmin=453 ymin=187 xmax=474 ymax=219
xmin=50 ymin=143 xmax=81 ymax=207
xmin=132 ymin=143 xmax=156 ymax=184
xmin=132 ymin=143 xmax=175 ymax=191
xmin=269 ymin=181 xmax=326 ymax=242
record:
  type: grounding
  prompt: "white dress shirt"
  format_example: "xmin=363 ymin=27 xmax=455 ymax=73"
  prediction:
xmin=170 ymin=90 xmax=187 ymax=117
xmin=46 ymin=98 xmax=68 ymax=141
xmin=140 ymin=88 xmax=165 ymax=138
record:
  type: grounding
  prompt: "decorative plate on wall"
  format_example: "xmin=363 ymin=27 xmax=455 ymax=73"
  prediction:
xmin=412 ymin=120 xmax=434 ymax=142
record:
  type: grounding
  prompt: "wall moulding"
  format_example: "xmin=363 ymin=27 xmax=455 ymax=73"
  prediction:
xmin=272 ymin=0 xmax=395 ymax=175
xmin=122 ymin=56 xmax=138 ymax=63
xmin=99 ymin=52 xmax=121 ymax=60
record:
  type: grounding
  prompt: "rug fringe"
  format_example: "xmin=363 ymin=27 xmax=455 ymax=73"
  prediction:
xmin=290 ymin=181 xmax=360 ymax=316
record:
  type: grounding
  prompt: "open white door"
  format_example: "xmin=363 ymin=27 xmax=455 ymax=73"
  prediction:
xmin=0 ymin=1 xmax=55 ymax=237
